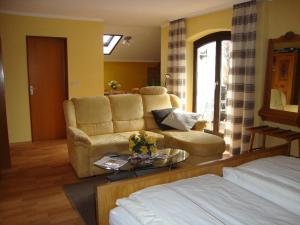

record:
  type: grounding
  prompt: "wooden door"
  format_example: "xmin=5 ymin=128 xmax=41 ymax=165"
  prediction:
xmin=0 ymin=39 xmax=11 ymax=169
xmin=147 ymin=65 xmax=160 ymax=86
xmin=27 ymin=37 xmax=68 ymax=141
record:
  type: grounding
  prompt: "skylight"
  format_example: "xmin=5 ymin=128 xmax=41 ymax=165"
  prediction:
xmin=103 ymin=34 xmax=122 ymax=55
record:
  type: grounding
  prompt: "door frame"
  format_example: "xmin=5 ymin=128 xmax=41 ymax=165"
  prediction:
xmin=0 ymin=38 xmax=11 ymax=169
xmin=193 ymin=31 xmax=231 ymax=135
xmin=26 ymin=36 xmax=69 ymax=141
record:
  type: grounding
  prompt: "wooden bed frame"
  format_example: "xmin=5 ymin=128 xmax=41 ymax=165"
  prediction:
xmin=96 ymin=144 xmax=290 ymax=225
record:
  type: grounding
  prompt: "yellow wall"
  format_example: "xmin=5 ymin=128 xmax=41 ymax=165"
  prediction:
xmin=161 ymin=0 xmax=300 ymax=156
xmin=255 ymin=0 xmax=300 ymax=156
xmin=0 ymin=13 xmax=104 ymax=143
xmin=104 ymin=62 xmax=160 ymax=92
xmin=161 ymin=9 xmax=232 ymax=111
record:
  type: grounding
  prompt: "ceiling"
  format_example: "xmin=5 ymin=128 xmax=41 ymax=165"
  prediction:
xmin=0 ymin=0 xmax=248 ymax=26
xmin=104 ymin=25 xmax=161 ymax=62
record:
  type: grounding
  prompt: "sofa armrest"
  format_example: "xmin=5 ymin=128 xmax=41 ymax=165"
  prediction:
xmin=192 ymin=120 xmax=207 ymax=131
xmin=67 ymin=126 xmax=92 ymax=145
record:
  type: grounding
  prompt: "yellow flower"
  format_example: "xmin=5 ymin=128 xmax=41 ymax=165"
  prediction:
xmin=129 ymin=140 xmax=135 ymax=148
xmin=150 ymin=146 xmax=158 ymax=155
xmin=129 ymin=134 xmax=136 ymax=141
xmin=140 ymin=146 xmax=148 ymax=155
xmin=145 ymin=136 xmax=156 ymax=145
xmin=139 ymin=130 xmax=147 ymax=137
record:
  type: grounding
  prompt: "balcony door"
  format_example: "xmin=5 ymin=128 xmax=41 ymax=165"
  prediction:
xmin=193 ymin=31 xmax=231 ymax=136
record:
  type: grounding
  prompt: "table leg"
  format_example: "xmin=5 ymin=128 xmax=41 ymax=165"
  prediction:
xmin=298 ymin=139 xmax=300 ymax=157
xmin=262 ymin=135 xmax=266 ymax=150
xmin=249 ymin=133 xmax=255 ymax=151
xmin=287 ymin=141 xmax=292 ymax=155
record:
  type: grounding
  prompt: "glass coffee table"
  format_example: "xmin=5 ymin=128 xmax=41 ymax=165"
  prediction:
xmin=95 ymin=148 xmax=189 ymax=181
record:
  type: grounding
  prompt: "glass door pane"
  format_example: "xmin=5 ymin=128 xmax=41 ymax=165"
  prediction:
xmin=196 ymin=42 xmax=216 ymax=132
xmin=219 ymin=40 xmax=232 ymax=134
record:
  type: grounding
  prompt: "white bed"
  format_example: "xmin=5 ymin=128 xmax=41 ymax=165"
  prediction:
xmin=223 ymin=155 xmax=300 ymax=216
xmin=109 ymin=174 xmax=300 ymax=225
xmin=110 ymin=206 xmax=140 ymax=225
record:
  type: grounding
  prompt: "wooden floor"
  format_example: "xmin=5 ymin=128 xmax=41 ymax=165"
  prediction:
xmin=0 ymin=140 xmax=84 ymax=225
xmin=0 ymin=140 xmax=231 ymax=225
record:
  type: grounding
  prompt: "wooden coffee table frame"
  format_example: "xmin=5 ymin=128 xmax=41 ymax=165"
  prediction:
xmin=96 ymin=144 xmax=290 ymax=225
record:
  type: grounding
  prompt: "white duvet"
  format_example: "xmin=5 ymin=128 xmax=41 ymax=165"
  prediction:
xmin=223 ymin=156 xmax=300 ymax=216
xmin=112 ymin=174 xmax=300 ymax=225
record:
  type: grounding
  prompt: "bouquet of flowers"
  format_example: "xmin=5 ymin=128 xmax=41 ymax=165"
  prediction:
xmin=129 ymin=130 xmax=157 ymax=158
xmin=108 ymin=80 xmax=121 ymax=90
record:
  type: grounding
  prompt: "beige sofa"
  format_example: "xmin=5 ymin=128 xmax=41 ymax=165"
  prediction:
xmin=63 ymin=86 xmax=225 ymax=178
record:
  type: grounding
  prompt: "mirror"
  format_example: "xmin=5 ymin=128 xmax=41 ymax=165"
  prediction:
xmin=259 ymin=32 xmax=300 ymax=127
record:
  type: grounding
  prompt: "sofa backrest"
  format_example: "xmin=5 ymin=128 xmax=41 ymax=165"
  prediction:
xmin=63 ymin=86 xmax=182 ymax=136
xmin=64 ymin=96 xmax=114 ymax=136
xmin=109 ymin=94 xmax=145 ymax=133
xmin=140 ymin=86 xmax=181 ymax=130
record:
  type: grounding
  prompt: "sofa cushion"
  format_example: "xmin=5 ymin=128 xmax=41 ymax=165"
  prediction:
xmin=72 ymin=96 xmax=113 ymax=136
xmin=169 ymin=94 xmax=181 ymax=108
xmin=90 ymin=134 xmax=129 ymax=158
xmin=151 ymin=108 xmax=175 ymax=130
xmin=162 ymin=110 xmax=201 ymax=131
xmin=142 ymin=94 xmax=173 ymax=130
xmin=157 ymin=130 xmax=225 ymax=157
xmin=109 ymin=94 xmax=145 ymax=132
xmin=118 ymin=131 xmax=165 ymax=149
xmin=89 ymin=133 xmax=130 ymax=175
xmin=140 ymin=86 xmax=167 ymax=95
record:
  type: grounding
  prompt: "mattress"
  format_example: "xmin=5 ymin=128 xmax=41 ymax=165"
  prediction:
xmin=223 ymin=156 xmax=300 ymax=216
xmin=110 ymin=174 xmax=300 ymax=225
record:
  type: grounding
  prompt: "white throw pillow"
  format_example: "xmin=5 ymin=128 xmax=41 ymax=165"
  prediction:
xmin=161 ymin=109 xmax=201 ymax=131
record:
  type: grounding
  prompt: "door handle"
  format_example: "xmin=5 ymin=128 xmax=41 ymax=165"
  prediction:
xmin=29 ymin=85 xmax=37 ymax=96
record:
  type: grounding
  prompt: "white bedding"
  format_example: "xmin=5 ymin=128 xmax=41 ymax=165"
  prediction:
xmin=110 ymin=206 xmax=140 ymax=225
xmin=110 ymin=174 xmax=300 ymax=225
xmin=223 ymin=156 xmax=300 ymax=216
xmin=231 ymin=156 xmax=300 ymax=190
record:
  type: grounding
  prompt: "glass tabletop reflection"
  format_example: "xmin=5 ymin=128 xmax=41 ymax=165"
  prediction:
xmin=119 ymin=148 xmax=189 ymax=171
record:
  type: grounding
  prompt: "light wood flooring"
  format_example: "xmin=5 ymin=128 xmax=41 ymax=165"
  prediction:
xmin=0 ymin=140 xmax=84 ymax=225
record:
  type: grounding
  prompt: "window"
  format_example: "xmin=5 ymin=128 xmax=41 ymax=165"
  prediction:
xmin=193 ymin=31 xmax=232 ymax=136
xmin=103 ymin=34 xmax=122 ymax=55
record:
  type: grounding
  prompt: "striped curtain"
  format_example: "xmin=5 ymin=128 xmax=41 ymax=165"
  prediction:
xmin=225 ymin=0 xmax=257 ymax=155
xmin=167 ymin=18 xmax=187 ymax=109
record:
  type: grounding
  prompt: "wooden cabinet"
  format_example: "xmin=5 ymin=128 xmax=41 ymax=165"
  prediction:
xmin=271 ymin=50 xmax=300 ymax=104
